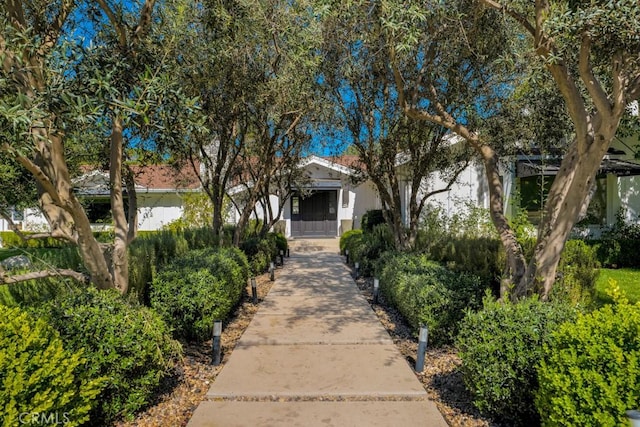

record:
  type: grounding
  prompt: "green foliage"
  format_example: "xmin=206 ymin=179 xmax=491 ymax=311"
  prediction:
xmin=596 ymin=209 xmax=640 ymax=268
xmin=552 ymin=240 xmax=599 ymax=306
xmin=239 ymin=235 xmax=278 ymax=275
xmin=33 ymin=288 xmax=182 ymax=424
xmin=151 ymin=247 xmax=249 ymax=341
xmin=361 ymin=209 xmax=386 ymax=233
xmin=351 ymin=224 xmax=395 ymax=276
xmin=378 ymin=253 xmax=486 ymax=345
xmin=596 ymin=269 xmax=640 ymax=305
xmin=269 ymin=232 xmax=288 ymax=254
xmin=127 ymin=228 xmax=224 ymax=302
xmin=427 ymin=236 xmax=504 ymax=294
xmin=416 ymin=205 xmax=503 ymax=292
xmin=0 ymin=304 xmax=104 ymax=427
xmin=0 ymin=232 xmax=69 ymax=249
xmin=536 ymin=282 xmax=640 ymax=427
xmin=339 ymin=229 xmax=363 ymax=254
xmin=456 ymin=297 xmax=577 ymax=425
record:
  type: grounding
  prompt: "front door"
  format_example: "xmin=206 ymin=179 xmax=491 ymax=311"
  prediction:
xmin=291 ymin=190 xmax=338 ymax=237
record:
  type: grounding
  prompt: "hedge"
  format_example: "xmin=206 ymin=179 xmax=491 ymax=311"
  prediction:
xmin=150 ymin=247 xmax=249 ymax=341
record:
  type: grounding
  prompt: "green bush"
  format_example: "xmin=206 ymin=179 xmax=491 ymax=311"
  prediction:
xmin=339 ymin=229 xmax=363 ymax=254
xmin=361 ymin=209 xmax=386 ymax=233
xmin=269 ymin=232 xmax=288 ymax=254
xmin=553 ymin=239 xmax=599 ymax=306
xmin=427 ymin=236 xmax=504 ymax=293
xmin=456 ymin=297 xmax=577 ymax=425
xmin=0 ymin=304 xmax=104 ymax=427
xmin=33 ymin=288 xmax=181 ymax=424
xmin=536 ymin=283 xmax=640 ymax=427
xmin=239 ymin=236 xmax=278 ymax=274
xmin=378 ymin=253 xmax=486 ymax=345
xmin=355 ymin=224 xmax=395 ymax=276
xmin=151 ymin=247 xmax=249 ymax=341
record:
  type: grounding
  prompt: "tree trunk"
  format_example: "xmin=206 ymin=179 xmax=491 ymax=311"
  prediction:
xmin=109 ymin=116 xmax=131 ymax=294
xmin=32 ymin=130 xmax=115 ymax=290
xmin=478 ymin=146 xmax=527 ymax=297
xmin=515 ymin=130 xmax=614 ymax=299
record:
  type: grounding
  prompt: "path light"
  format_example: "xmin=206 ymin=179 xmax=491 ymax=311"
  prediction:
xmin=345 ymin=249 xmax=349 ymax=264
xmin=212 ymin=320 xmax=222 ymax=366
xmin=627 ymin=410 xmax=640 ymax=427
xmin=415 ymin=325 xmax=428 ymax=373
xmin=373 ymin=278 xmax=379 ymax=304
xmin=354 ymin=262 xmax=359 ymax=279
xmin=279 ymin=249 xmax=284 ymax=265
xmin=251 ymin=277 xmax=258 ymax=304
xmin=286 ymin=248 xmax=290 ymax=257
xmin=270 ymin=262 xmax=275 ymax=281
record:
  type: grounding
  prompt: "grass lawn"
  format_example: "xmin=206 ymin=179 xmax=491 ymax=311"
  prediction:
xmin=596 ymin=268 xmax=640 ymax=305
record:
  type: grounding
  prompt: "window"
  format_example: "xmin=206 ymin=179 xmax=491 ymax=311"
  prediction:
xmin=519 ymin=175 xmax=607 ymax=226
xmin=342 ymin=185 xmax=350 ymax=208
xmin=292 ymin=196 xmax=299 ymax=215
xmin=519 ymin=176 xmax=553 ymax=224
xmin=11 ymin=208 xmax=23 ymax=222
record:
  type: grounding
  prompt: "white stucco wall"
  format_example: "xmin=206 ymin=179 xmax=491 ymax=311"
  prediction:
xmin=607 ymin=136 xmax=640 ymax=224
xmin=137 ymin=193 xmax=186 ymax=231
xmin=417 ymin=161 xmax=489 ymax=218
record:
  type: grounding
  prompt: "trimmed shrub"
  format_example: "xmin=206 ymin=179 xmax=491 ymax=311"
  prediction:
xmin=456 ymin=297 xmax=576 ymax=426
xmin=339 ymin=229 xmax=363 ymax=254
xmin=33 ymin=288 xmax=181 ymax=424
xmin=361 ymin=209 xmax=386 ymax=233
xmin=378 ymin=253 xmax=486 ymax=345
xmin=151 ymin=247 xmax=249 ymax=341
xmin=240 ymin=236 xmax=278 ymax=274
xmin=355 ymin=224 xmax=395 ymax=276
xmin=0 ymin=304 xmax=104 ymax=427
xmin=536 ymin=283 xmax=640 ymax=427
xmin=269 ymin=232 xmax=288 ymax=254
xmin=427 ymin=236 xmax=504 ymax=292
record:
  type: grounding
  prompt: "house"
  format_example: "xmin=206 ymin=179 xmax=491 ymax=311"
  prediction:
xmin=506 ymin=135 xmax=640 ymax=235
xmin=0 ymin=164 xmax=201 ymax=234
xmin=227 ymin=155 xmax=381 ymax=237
xmin=4 ymin=137 xmax=640 ymax=239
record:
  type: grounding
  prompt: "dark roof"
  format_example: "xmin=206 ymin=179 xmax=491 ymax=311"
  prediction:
xmin=516 ymin=157 xmax=640 ymax=178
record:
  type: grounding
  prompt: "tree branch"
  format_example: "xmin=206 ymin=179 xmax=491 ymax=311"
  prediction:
xmin=578 ymin=33 xmax=612 ymax=119
xmin=611 ymin=50 xmax=627 ymax=118
xmin=477 ymin=0 xmax=536 ymax=37
xmin=96 ymin=0 xmax=128 ymax=48
xmin=628 ymin=75 xmax=640 ymax=102
xmin=2 ymin=143 xmax=64 ymax=207
xmin=132 ymin=0 xmax=156 ymax=47
xmin=1 ymin=269 xmax=89 ymax=286
xmin=42 ymin=0 xmax=75 ymax=50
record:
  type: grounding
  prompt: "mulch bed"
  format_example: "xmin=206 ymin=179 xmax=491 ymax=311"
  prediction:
xmin=116 ymin=263 xmax=501 ymax=427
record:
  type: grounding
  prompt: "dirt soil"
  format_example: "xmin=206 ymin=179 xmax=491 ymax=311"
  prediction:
xmin=116 ymin=267 xmax=501 ymax=427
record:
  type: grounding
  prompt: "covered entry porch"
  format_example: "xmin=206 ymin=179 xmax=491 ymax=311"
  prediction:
xmin=290 ymin=190 xmax=338 ymax=237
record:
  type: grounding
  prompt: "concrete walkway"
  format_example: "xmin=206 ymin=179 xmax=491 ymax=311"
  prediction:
xmin=187 ymin=239 xmax=447 ymax=427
